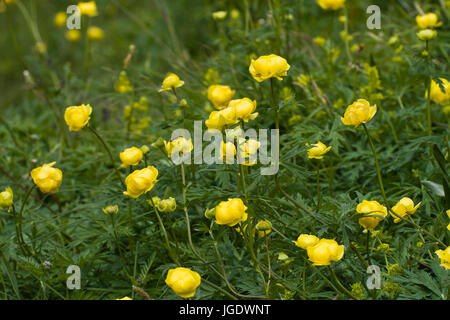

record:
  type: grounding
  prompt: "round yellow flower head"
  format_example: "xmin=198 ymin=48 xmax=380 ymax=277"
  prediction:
xmin=417 ymin=29 xmax=437 ymax=41
xmin=159 ymin=73 xmax=184 ymax=92
xmin=215 ymin=198 xmax=248 ymax=227
xmin=219 ymin=141 xmax=236 ymax=163
xmin=30 ymin=162 xmax=63 ymax=194
xmin=293 ymin=234 xmax=320 ymax=250
xmin=157 ymin=197 xmax=177 ymax=212
xmin=102 ymin=205 xmax=119 ymax=215
xmin=316 ymin=0 xmax=345 ymax=10
xmin=114 ymin=71 xmax=133 ymax=93
xmin=356 ymin=200 xmax=387 ymax=230
xmin=65 ymin=29 xmax=81 ymax=42
xmin=306 ymin=141 xmax=331 ymax=159
xmin=78 ymin=1 xmax=98 ymax=17
xmin=435 ymin=246 xmax=450 ymax=270
xmin=416 ymin=13 xmax=442 ymax=29
xmin=120 ymin=147 xmax=143 ymax=168
xmin=429 ymin=78 xmax=450 ymax=105
xmin=307 ymin=239 xmax=345 ymax=266
xmin=212 ymin=11 xmax=227 ymax=20
xmin=228 ymin=98 xmax=258 ymax=123
xmin=205 ymin=107 xmax=238 ymax=131
xmin=389 ymin=197 xmax=421 ymax=223
xmin=54 ymin=12 xmax=67 ymax=28
xmin=238 ymin=139 xmax=260 ymax=166
xmin=0 ymin=187 xmax=13 ymax=212
xmin=165 ymin=267 xmax=201 ymax=298
xmin=341 ymin=99 xmax=377 ymax=128
xmin=116 ymin=296 xmax=132 ymax=300
xmin=255 ymin=219 xmax=272 ymax=237
xmin=249 ymin=54 xmax=290 ymax=82
xmin=164 ymin=137 xmax=193 ymax=158
xmin=87 ymin=26 xmax=104 ymax=41
xmin=64 ymin=104 xmax=92 ymax=131
xmin=207 ymin=85 xmax=235 ymax=109
xmin=123 ymin=166 xmax=158 ymax=199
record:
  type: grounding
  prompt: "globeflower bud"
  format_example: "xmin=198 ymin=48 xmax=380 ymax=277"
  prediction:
xmin=114 ymin=71 xmax=133 ymax=93
xmin=165 ymin=267 xmax=201 ymax=298
xmin=179 ymin=99 xmax=188 ymax=108
xmin=151 ymin=137 xmax=165 ymax=149
xmin=119 ymin=147 xmax=143 ymax=168
xmin=78 ymin=1 xmax=98 ymax=17
xmin=54 ymin=11 xmax=67 ymax=28
xmin=0 ymin=187 xmax=13 ymax=212
xmin=356 ymin=200 xmax=387 ymax=230
xmin=293 ymin=234 xmax=320 ymax=249
xmin=30 ymin=162 xmax=63 ymax=194
xmin=306 ymin=141 xmax=331 ymax=159
xmin=103 ymin=205 xmax=118 ymax=215
xmin=123 ymin=166 xmax=158 ymax=199
xmin=255 ymin=219 xmax=272 ymax=236
xmin=316 ymin=0 xmax=345 ymax=10
xmin=204 ymin=207 xmax=216 ymax=219
xmin=417 ymin=29 xmax=437 ymax=41
xmin=212 ymin=11 xmax=227 ymax=20
xmin=249 ymin=54 xmax=290 ymax=82
xmin=215 ymin=198 xmax=248 ymax=227
xmin=341 ymin=99 xmax=377 ymax=128
xmin=158 ymin=73 xmax=184 ymax=92
xmin=157 ymin=197 xmax=177 ymax=212
xmin=64 ymin=104 xmax=92 ymax=131
xmin=207 ymin=85 xmax=235 ymax=109
xmin=87 ymin=26 xmax=104 ymax=41
xmin=140 ymin=145 xmax=150 ymax=155
xmin=306 ymin=239 xmax=345 ymax=266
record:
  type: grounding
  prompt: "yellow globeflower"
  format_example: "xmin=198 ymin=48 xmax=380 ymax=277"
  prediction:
xmin=158 ymin=73 xmax=184 ymax=92
xmin=64 ymin=104 xmax=92 ymax=131
xmin=164 ymin=137 xmax=193 ymax=158
xmin=120 ymin=147 xmax=143 ymax=168
xmin=219 ymin=141 xmax=236 ymax=163
xmin=389 ymin=197 xmax=421 ymax=223
xmin=249 ymin=54 xmax=290 ymax=82
xmin=293 ymin=234 xmax=320 ymax=250
xmin=435 ymin=246 xmax=450 ymax=270
xmin=207 ymin=85 xmax=235 ymax=109
xmin=356 ymin=200 xmax=387 ymax=230
xmin=447 ymin=209 xmax=450 ymax=219
xmin=417 ymin=29 xmax=437 ymax=41
xmin=205 ymin=107 xmax=238 ymax=131
xmin=65 ymin=29 xmax=81 ymax=42
xmin=30 ymin=162 xmax=63 ymax=194
xmin=54 ymin=11 xmax=67 ymax=28
xmin=165 ymin=267 xmax=201 ymax=298
xmin=215 ymin=198 xmax=248 ymax=227
xmin=316 ymin=0 xmax=345 ymax=10
xmin=307 ymin=239 xmax=345 ymax=266
xmin=78 ymin=1 xmax=98 ymax=17
xmin=238 ymin=139 xmax=260 ymax=166
xmin=341 ymin=99 xmax=377 ymax=128
xmin=123 ymin=166 xmax=158 ymax=199
xmin=0 ymin=187 xmax=13 ymax=212
xmin=416 ymin=13 xmax=442 ymax=29
xmin=114 ymin=71 xmax=133 ymax=93
xmin=306 ymin=141 xmax=331 ymax=159
xmin=429 ymin=78 xmax=450 ymax=105
xmin=212 ymin=11 xmax=227 ymax=20
xmin=228 ymin=98 xmax=258 ymax=123
xmin=87 ymin=26 xmax=104 ymax=41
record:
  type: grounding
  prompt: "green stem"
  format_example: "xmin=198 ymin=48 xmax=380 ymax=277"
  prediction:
xmin=426 ymin=77 xmax=432 ymax=136
xmin=366 ymin=231 xmax=372 ymax=266
xmin=17 ymin=185 xmax=36 ymax=256
xmin=88 ymin=126 xmax=125 ymax=188
xmin=270 ymin=78 xmax=279 ymax=130
xmin=316 ymin=163 xmax=321 ymax=212
xmin=109 ymin=214 xmax=132 ymax=276
xmin=362 ymin=123 xmax=390 ymax=211
xmin=328 ymin=266 xmax=357 ymax=300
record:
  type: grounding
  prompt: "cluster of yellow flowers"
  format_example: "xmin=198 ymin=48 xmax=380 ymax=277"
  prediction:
xmin=294 ymin=234 xmax=344 ymax=266
xmin=415 ymin=12 xmax=441 ymax=41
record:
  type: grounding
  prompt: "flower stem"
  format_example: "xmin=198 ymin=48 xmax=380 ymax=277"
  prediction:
xmin=328 ymin=266 xmax=357 ymax=300
xmin=426 ymin=76 xmax=432 ymax=136
xmin=316 ymin=163 xmax=321 ymax=212
xmin=109 ymin=214 xmax=132 ymax=276
xmin=88 ymin=126 xmax=125 ymax=188
xmin=270 ymin=78 xmax=279 ymax=130
xmin=17 ymin=185 xmax=36 ymax=257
